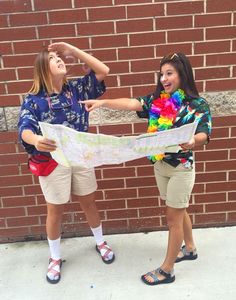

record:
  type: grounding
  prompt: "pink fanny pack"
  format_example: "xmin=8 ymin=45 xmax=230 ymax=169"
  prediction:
xmin=28 ymin=154 xmax=58 ymax=176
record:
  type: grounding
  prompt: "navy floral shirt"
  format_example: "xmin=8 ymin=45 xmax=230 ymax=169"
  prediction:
xmin=18 ymin=71 xmax=105 ymax=155
xmin=136 ymin=94 xmax=212 ymax=168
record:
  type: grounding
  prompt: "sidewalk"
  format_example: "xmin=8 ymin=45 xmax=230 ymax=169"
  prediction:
xmin=0 ymin=226 xmax=235 ymax=300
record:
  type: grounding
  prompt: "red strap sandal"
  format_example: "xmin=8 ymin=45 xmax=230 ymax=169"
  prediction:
xmin=96 ymin=241 xmax=115 ymax=264
xmin=46 ymin=258 xmax=62 ymax=284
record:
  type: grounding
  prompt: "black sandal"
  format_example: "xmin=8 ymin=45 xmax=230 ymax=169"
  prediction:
xmin=141 ymin=267 xmax=175 ymax=285
xmin=175 ymin=245 xmax=198 ymax=263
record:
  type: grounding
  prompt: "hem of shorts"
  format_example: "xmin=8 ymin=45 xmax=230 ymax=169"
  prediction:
xmin=166 ymin=201 xmax=189 ymax=209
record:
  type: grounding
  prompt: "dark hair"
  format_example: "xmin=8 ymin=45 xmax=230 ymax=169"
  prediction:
xmin=153 ymin=52 xmax=199 ymax=99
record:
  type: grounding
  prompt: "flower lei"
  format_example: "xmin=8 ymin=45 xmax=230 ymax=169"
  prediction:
xmin=147 ymin=89 xmax=185 ymax=163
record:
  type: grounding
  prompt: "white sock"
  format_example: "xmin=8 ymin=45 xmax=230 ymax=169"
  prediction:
xmin=91 ymin=224 xmax=104 ymax=245
xmin=47 ymin=236 xmax=61 ymax=260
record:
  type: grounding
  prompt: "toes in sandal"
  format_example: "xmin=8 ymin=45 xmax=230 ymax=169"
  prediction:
xmin=46 ymin=258 xmax=62 ymax=284
xmin=141 ymin=268 xmax=175 ymax=286
xmin=96 ymin=241 xmax=115 ymax=264
xmin=175 ymin=245 xmax=198 ymax=263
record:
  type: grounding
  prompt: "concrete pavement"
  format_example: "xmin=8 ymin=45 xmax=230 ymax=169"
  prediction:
xmin=0 ymin=226 xmax=236 ymax=300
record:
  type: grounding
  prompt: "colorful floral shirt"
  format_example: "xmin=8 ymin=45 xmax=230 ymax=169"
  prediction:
xmin=18 ymin=71 xmax=105 ymax=155
xmin=136 ymin=94 xmax=212 ymax=168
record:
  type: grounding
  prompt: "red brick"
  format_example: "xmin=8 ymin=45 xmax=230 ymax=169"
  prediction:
xmin=17 ymin=68 xmax=34 ymax=80
xmin=0 ymin=42 xmax=13 ymax=55
xmin=168 ymin=29 xmax=203 ymax=43
xmin=38 ymin=25 xmax=75 ymax=39
xmin=0 ymin=27 xmax=36 ymax=41
xmin=206 ymin=79 xmax=236 ymax=92
xmin=4 ymin=55 xmax=36 ymax=68
xmin=75 ymin=0 xmax=112 ymax=6
xmin=0 ymin=227 xmax=30 ymax=238
xmin=106 ymin=62 xmax=129 ymax=75
xmin=196 ymin=171 xmax=226 ymax=183
xmin=127 ymin=197 xmax=158 ymax=208
xmin=194 ymin=192 xmax=226 ymax=204
xmin=0 ymin=153 xmax=27 ymax=165
xmin=137 ymin=166 xmax=154 ymax=176
xmin=211 ymin=127 xmax=229 ymax=139
xmin=115 ymin=0 xmax=152 ymax=4
xmin=207 ymin=26 xmax=236 ymax=40
xmin=195 ymin=67 xmax=230 ymax=81
xmin=138 ymin=187 xmax=159 ymax=197
xmin=0 ymin=143 xmax=16 ymax=154
xmin=118 ymin=46 xmax=154 ymax=60
xmin=97 ymin=199 xmax=126 ymax=210
xmin=88 ymin=6 xmax=125 ymax=21
xmin=0 ymin=69 xmax=16 ymax=82
xmin=231 ymin=127 xmax=236 ymax=137
xmin=195 ymin=213 xmax=226 ymax=224
xmin=229 ymin=171 xmax=236 ymax=181
xmin=129 ymin=217 xmax=161 ymax=230
xmin=49 ymin=9 xmax=87 ymax=23
xmin=167 ymin=1 xmax=204 ymax=15
xmin=0 ymin=187 xmax=23 ymax=197
xmin=207 ymin=54 xmax=236 ymax=66
xmin=107 ymin=209 xmax=138 ymax=219
xmin=195 ymin=13 xmax=231 ymax=27
xmin=206 ymin=181 xmax=236 ymax=193
xmin=77 ymin=22 xmax=115 ymax=36
xmin=0 ymin=14 xmax=8 ymax=27
xmin=7 ymin=81 xmax=32 ymax=94
xmin=7 ymin=216 xmax=39 ymax=227
xmin=206 ymin=160 xmax=236 ymax=171
xmin=105 ymin=188 xmax=137 ymax=200
xmin=127 ymin=3 xmax=164 ymax=18
xmin=206 ymin=0 xmax=236 ymax=12
xmin=192 ymin=183 xmax=204 ymax=193
xmin=24 ymin=185 xmax=42 ymax=195
xmin=0 ymin=95 xmax=21 ymax=107
xmin=92 ymin=35 xmax=128 ymax=49
xmin=156 ymin=43 xmax=192 ymax=58
xmin=87 ymin=49 xmax=117 ymax=62
xmin=120 ymin=73 xmax=155 ymax=87
xmin=10 ymin=12 xmax=47 ymax=26
xmin=131 ymin=59 xmax=159 ymax=72
xmin=0 ymin=175 xmax=33 ymax=187
xmin=195 ymin=150 xmax=228 ymax=162
xmin=0 ymin=207 xmax=25 ymax=218
xmin=27 ymin=206 xmax=47 ymax=216
xmin=228 ymin=212 xmax=236 ymax=222
xmin=103 ymin=167 xmax=136 ymax=178
xmin=97 ymin=179 xmax=125 ymax=189
xmin=117 ymin=19 xmax=153 ymax=34
xmin=230 ymin=150 xmax=236 ymax=160
xmin=14 ymin=41 xmax=47 ymax=54
xmin=130 ymin=32 xmax=165 ymax=47
xmin=0 ymin=218 xmax=6 ymax=228
xmin=139 ymin=206 xmax=165 ymax=217
xmin=98 ymin=124 xmax=132 ymax=135
xmin=126 ymin=176 xmax=156 ymax=188
xmin=157 ymin=16 xmax=192 ymax=30
xmin=125 ymin=157 xmax=150 ymax=166
xmin=0 ymin=165 xmax=19 ymax=176
xmin=212 ymin=116 xmax=236 ymax=127
xmin=0 ymin=0 xmax=32 ymax=13
xmin=34 ymin=0 xmax=72 ymax=10
xmin=102 ymin=219 xmax=128 ymax=231
xmin=206 ymin=202 xmax=236 ymax=213
xmin=187 ymin=204 xmax=204 ymax=214
xmin=206 ymin=138 xmax=236 ymax=150
xmin=194 ymin=41 xmax=231 ymax=54
xmin=132 ymin=85 xmax=156 ymax=99
xmin=2 ymin=196 xmax=36 ymax=207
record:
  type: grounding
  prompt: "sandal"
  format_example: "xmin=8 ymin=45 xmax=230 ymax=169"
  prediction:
xmin=95 ymin=241 xmax=115 ymax=264
xmin=175 ymin=245 xmax=198 ymax=263
xmin=141 ymin=267 xmax=175 ymax=285
xmin=46 ymin=258 xmax=62 ymax=284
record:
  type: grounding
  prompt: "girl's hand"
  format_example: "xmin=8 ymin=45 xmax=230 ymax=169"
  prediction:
xmin=34 ymin=136 xmax=57 ymax=152
xmin=48 ymin=42 xmax=76 ymax=59
xmin=79 ymin=100 xmax=105 ymax=112
xmin=180 ymin=137 xmax=195 ymax=151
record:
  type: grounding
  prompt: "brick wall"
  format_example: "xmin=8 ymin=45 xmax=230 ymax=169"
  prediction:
xmin=1 ymin=0 xmax=236 ymax=242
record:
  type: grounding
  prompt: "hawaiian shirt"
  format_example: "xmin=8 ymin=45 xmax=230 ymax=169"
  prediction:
xmin=136 ymin=94 xmax=212 ymax=168
xmin=18 ymin=71 xmax=105 ymax=155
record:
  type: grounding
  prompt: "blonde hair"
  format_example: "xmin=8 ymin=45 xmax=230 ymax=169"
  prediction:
xmin=28 ymin=49 xmax=66 ymax=95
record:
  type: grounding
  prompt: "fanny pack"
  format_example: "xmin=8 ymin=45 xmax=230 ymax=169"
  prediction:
xmin=28 ymin=154 xmax=58 ymax=176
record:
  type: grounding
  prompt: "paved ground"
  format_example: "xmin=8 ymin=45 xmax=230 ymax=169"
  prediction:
xmin=0 ymin=226 xmax=235 ymax=300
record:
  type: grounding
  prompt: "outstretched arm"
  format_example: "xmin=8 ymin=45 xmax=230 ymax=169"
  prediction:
xmin=81 ymin=98 xmax=143 ymax=112
xmin=48 ymin=42 xmax=109 ymax=82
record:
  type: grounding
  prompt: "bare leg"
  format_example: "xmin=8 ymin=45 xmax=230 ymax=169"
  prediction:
xmin=46 ymin=203 xmax=64 ymax=240
xmin=143 ymin=206 xmax=185 ymax=282
xmin=72 ymin=192 xmax=100 ymax=228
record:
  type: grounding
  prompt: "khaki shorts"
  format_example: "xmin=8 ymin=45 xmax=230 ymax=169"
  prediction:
xmin=154 ymin=161 xmax=195 ymax=209
xmin=39 ymin=164 xmax=97 ymax=204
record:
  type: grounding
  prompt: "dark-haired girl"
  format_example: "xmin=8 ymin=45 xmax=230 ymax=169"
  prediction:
xmin=82 ymin=52 xmax=211 ymax=285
